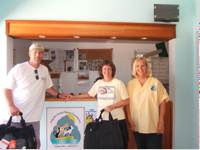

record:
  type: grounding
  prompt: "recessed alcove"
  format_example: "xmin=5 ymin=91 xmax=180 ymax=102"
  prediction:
xmin=7 ymin=20 xmax=175 ymax=149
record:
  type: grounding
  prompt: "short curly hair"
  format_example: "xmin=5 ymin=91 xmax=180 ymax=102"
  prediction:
xmin=99 ymin=60 xmax=116 ymax=78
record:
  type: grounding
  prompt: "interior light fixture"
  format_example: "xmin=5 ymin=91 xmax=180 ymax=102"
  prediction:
xmin=73 ymin=35 xmax=80 ymax=39
xmin=141 ymin=37 xmax=148 ymax=40
xmin=110 ymin=36 xmax=117 ymax=40
xmin=38 ymin=35 xmax=46 ymax=39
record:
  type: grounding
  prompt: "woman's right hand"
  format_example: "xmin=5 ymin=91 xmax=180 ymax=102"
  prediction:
xmin=9 ymin=104 xmax=21 ymax=116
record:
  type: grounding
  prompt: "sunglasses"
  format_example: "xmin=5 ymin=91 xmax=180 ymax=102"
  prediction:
xmin=34 ymin=69 xmax=39 ymax=80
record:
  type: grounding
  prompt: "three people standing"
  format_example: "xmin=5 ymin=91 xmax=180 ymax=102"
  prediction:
xmin=2 ymin=42 xmax=169 ymax=149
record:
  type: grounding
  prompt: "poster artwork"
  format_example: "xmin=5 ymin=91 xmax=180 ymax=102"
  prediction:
xmin=85 ymin=109 xmax=96 ymax=125
xmin=46 ymin=107 xmax=84 ymax=149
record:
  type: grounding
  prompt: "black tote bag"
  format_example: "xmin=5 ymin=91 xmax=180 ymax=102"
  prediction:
xmin=84 ymin=109 xmax=124 ymax=149
xmin=0 ymin=113 xmax=37 ymax=149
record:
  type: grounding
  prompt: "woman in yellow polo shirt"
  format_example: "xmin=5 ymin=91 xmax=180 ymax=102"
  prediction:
xmin=127 ymin=57 xmax=169 ymax=149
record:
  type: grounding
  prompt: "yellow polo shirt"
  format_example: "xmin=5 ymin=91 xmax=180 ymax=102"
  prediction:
xmin=127 ymin=77 xmax=169 ymax=133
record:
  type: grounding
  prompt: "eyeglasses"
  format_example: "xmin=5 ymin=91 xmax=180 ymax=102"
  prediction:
xmin=34 ymin=69 xmax=39 ymax=80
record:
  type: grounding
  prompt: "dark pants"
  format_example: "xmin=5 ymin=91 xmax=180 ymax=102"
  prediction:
xmin=134 ymin=132 xmax=163 ymax=149
xmin=118 ymin=119 xmax=129 ymax=149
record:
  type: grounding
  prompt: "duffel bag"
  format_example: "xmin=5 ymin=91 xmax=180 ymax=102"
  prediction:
xmin=84 ymin=109 xmax=124 ymax=149
xmin=0 ymin=112 xmax=37 ymax=149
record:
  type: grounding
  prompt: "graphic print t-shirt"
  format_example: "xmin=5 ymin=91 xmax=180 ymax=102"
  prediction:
xmin=88 ymin=78 xmax=128 ymax=120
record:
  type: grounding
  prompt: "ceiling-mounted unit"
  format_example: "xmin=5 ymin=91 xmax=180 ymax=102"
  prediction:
xmin=154 ymin=4 xmax=179 ymax=22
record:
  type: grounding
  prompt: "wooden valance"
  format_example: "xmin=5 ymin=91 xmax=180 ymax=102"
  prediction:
xmin=6 ymin=20 xmax=176 ymax=41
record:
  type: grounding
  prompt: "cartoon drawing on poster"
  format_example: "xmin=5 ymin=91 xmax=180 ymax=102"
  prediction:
xmin=85 ymin=109 xmax=96 ymax=125
xmin=47 ymin=107 xmax=84 ymax=149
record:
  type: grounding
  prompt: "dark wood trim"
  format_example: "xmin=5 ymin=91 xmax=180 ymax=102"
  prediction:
xmin=78 ymin=48 xmax=113 ymax=61
xmin=163 ymin=101 xmax=173 ymax=148
xmin=6 ymin=20 xmax=176 ymax=41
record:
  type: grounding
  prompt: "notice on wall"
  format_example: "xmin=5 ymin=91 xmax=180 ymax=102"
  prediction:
xmin=46 ymin=107 xmax=84 ymax=149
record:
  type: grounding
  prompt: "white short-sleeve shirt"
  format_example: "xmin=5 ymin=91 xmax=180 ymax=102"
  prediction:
xmin=3 ymin=62 xmax=53 ymax=122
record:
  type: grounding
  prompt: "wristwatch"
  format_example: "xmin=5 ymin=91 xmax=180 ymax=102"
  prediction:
xmin=56 ymin=93 xmax=61 ymax=98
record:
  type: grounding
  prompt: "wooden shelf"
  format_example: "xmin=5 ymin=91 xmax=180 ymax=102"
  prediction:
xmin=78 ymin=48 xmax=112 ymax=61
xmin=41 ymin=60 xmax=53 ymax=72
xmin=41 ymin=60 xmax=60 ymax=78
xmin=50 ymin=72 xmax=60 ymax=78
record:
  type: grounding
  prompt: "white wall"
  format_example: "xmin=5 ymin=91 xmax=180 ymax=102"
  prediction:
xmin=13 ymin=39 xmax=159 ymax=94
xmin=13 ymin=40 xmax=31 ymax=64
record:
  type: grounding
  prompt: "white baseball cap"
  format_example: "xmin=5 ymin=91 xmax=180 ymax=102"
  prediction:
xmin=29 ymin=43 xmax=44 ymax=52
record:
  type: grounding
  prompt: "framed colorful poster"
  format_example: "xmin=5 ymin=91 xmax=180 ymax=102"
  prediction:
xmin=46 ymin=107 xmax=84 ymax=149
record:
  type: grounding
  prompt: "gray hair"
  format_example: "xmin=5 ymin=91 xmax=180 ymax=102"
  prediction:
xmin=29 ymin=43 xmax=44 ymax=52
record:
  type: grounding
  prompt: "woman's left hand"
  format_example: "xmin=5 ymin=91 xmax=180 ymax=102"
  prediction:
xmin=104 ymin=105 xmax=115 ymax=112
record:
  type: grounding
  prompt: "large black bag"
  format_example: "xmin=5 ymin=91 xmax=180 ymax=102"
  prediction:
xmin=84 ymin=109 xmax=124 ymax=149
xmin=0 ymin=113 xmax=37 ymax=149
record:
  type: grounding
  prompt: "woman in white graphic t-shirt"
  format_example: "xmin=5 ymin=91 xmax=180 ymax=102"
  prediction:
xmin=69 ymin=60 xmax=130 ymax=148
